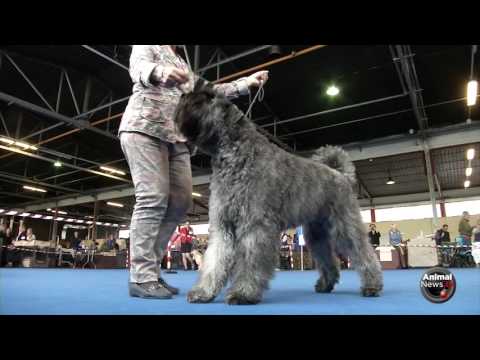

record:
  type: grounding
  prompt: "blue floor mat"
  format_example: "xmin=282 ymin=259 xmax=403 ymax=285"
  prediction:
xmin=1 ymin=268 xmax=479 ymax=315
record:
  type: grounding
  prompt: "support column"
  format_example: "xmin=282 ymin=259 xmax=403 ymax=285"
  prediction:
xmin=51 ymin=208 xmax=59 ymax=247
xmin=92 ymin=199 xmax=99 ymax=241
xmin=370 ymin=207 xmax=376 ymax=223
xmin=440 ymin=201 xmax=446 ymax=218
xmin=423 ymin=141 xmax=439 ymax=229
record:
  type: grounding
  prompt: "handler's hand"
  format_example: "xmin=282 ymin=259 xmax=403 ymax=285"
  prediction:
xmin=153 ymin=66 xmax=189 ymax=87
xmin=246 ymin=70 xmax=269 ymax=88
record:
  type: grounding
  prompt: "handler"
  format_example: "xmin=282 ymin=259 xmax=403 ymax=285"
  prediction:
xmin=120 ymin=45 xmax=269 ymax=299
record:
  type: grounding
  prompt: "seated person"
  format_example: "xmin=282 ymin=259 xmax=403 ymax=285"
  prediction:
xmin=16 ymin=224 xmax=28 ymax=242
xmin=106 ymin=234 xmax=116 ymax=250
xmin=26 ymin=228 xmax=36 ymax=241
xmin=71 ymin=231 xmax=82 ymax=250
xmin=434 ymin=224 xmax=451 ymax=245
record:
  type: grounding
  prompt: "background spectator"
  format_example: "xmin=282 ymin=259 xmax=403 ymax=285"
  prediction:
xmin=26 ymin=228 xmax=36 ymax=241
xmin=71 ymin=231 xmax=82 ymax=250
xmin=434 ymin=224 xmax=451 ymax=245
xmin=16 ymin=224 xmax=27 ymax=241
xmin=179 ymin=224 xmax=194 ymax=270
xmin=458 ymin=211 xmax=473 ymax=244
xmin=368 ymin=223 xmax=381 ymax=247
xmin=389 ymin=224 xmax=408 ymax=269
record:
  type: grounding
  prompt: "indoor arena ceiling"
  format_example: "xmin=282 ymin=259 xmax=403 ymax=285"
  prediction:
xmin=0 ymin=45 xmax=478 ymax=222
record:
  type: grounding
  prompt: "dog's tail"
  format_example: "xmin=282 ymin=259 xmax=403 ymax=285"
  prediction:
xmin=311 ymin=145 xmax=356 ymax=186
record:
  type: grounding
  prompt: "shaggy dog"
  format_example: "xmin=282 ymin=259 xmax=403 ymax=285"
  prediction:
xmin=174 ymin=80 xmax=383 ymax=305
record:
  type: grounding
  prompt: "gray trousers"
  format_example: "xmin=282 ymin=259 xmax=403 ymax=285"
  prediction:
xmin=120 ymin=132 xmax=192 ymax=283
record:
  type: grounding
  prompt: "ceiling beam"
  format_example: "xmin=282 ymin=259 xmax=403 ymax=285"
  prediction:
xmin=0 ymin=91 xmax=118 ymax=140
xmin=18 ymin=174 xmax=212 ymax=211
xmin=359 ymin=186 xmax=480 ymax=208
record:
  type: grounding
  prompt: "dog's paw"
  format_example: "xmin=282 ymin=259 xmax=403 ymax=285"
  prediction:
xmin=225 ymin=292 xmax=261 ymax=305
xmin=314 ymin=278 xmax=335 ymax=293
xmin=361 ymin=287 xmax=382 ymax=297
xmin=187 ymin=289 xmax=215 ymax=303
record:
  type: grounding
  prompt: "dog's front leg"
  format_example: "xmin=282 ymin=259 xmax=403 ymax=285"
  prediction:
xmin=187 ymin=223 xmax=235 ymax=303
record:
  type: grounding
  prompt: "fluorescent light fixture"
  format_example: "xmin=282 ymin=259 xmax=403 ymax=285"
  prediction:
xmin=13 ymin=141 xmax=37 ymax=151
xmin=20 ymin=212 xmax=31 ymax=217
xmin=466 ymin=148 xmax=475 ymax=160
xmin=76 ymin=220 xmax=84 ymax=223
xmin=112 ymin=224 xmax=119 ymax=227
xmin=107 ymin=201 xmax=124 ymax=208
xmin=44 ymin=216 xmax=53 ymax=220
xmin=47 ymin=208 xmax=52 ymax=211
xmin=467 ymin=80 xmax=478 ymax=106
xmin=56 ymin=217 xmax=65 ymax=221
xmin=54 ymin=161 xmax=62 ymax=167
xmin=32 ymin=214 xmax=43 ymax=219
xmin=121 ymin=225 xmax=127 ymax=228
xmin=104 ymin=223 xmax=112 ymax=226
xmin=466 ymin=167 xmax=473 ymax=177
xmin=100 ymin=166 xmax=126 ymax=176
xmin=86 ymin=221 xmax=93 ymax=224
xmin=0 ymin=209 xmax=4 ymax=213
xmin=6 ymin=210 xmax=18 ymax=215
xmin=23 ymin=185 xmax=47 ymax=193
xmin=192 ymin=192 xmax=202 ymax=197
xmin=66 ymin=219 xmax=75 ymax=222
xmin=96 ymin=222 xmax=104 ymax=225
xmin=0 ymin=137 xmax=14 ymax=145
xmin=464 ymin=180 xmax=471 ymax=188
xmin=386 ymin=177 xmax=395 ymax=185
xmin=326 ymin=85 xmax=340 ymax=96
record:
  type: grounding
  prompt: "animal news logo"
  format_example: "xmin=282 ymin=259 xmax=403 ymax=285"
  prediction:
xmin=420 ymin=267 xmax=456 ymax=303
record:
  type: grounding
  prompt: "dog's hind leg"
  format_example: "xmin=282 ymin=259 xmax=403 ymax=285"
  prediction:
xmin=187 ymin=223 xmax=235 ymax=303
xmin=225 ymin=226 xmax=278 ymax=305
xmin=304 ymin=217 xmax=340 ymax=293
xmin=334 ymin=202 xmax=383 ymax=297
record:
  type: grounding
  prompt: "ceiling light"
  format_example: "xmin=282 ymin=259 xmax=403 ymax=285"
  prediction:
xmin=47 ymin=208 xmax=52 ymax=211
xmin=56 ymin=217 xmax=65 ymax=221
xmin=326 ymin=85 xmax=340 ymax=96
xmin=466 ymin=148 xmax=475 ymax=160
xmin=192 ymin=192 xmax=202 ymax=197
xmin=464 ymin=180 xmax=471 ymax=188
xmin=96 ymin=222 xmax=104 ymax=225
xmin=23 ymin=185 xmax=47 ymax=193
xmin=0 ymin=209 xmax=5 ymax=213
xmin=86 ymin=221 xmax=93 ymax=225
xmin=467 ymin=80 xmax=478 ymax=106
xmin=112 ymin=224 xmax=119 ymax=227
xmin=386 ymin=176 xmax=395 ymax=185
xmin=76 ymin=220 xmax=84 ymax=223
xmin=44 ymin=216 xmax=53 ymax=220
xmin=6 ymin=210 xmax=18 ymax=215
xmin=104 ymin=223 xmax=112 ymax=226
xmin=32 ymin=214 xmax=43 ymax=219
xmin=20 ymin=212 xmax=31 ymax=217
xmin=100 ymin=166 xmax=126 ymax=176
xmin=121 ymin=225 xmax=127 ymax=228
xmin=466 ymin=167 xmax=473 ymax=177
xmin=54 ymin=161 xmax=62 ymax=167
xmin=0 ymin=137 xmax=14 ymax=145
xmin=66 ymin=219 xmax=75 ymax=222
xmin=107 ymin=201 xmax=124 ymax=208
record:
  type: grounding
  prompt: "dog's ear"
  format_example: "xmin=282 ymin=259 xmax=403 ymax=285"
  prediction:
xmin=194 ymin=78 xmax=207 ymax=92
xmin=194 ymin=79 xmax=215 ymax=96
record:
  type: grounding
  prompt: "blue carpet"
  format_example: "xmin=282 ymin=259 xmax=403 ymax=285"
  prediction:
xmin=1 ymin=268 xmax=479 ymax=315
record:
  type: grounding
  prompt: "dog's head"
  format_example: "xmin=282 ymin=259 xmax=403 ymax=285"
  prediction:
xmin=175 ymin=79 xmax=232 ymax=154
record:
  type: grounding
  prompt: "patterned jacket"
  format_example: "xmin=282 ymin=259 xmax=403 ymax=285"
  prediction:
xmin=119 ymin=45 xmax=251 ymax=144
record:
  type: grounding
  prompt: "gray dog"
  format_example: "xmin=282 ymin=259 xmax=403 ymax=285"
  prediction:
xmin=174 ymin=80 xmax=383 ymax=305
